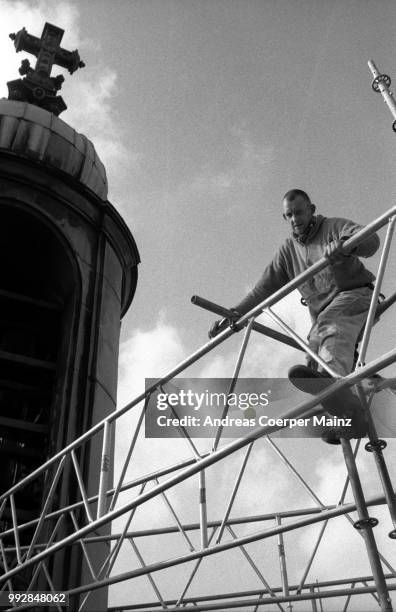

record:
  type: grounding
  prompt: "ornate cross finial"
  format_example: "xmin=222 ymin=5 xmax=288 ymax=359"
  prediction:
xmin=7 ymin=22 xmax=85 ymax=116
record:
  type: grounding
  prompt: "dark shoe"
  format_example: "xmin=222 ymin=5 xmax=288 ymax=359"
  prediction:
xmin=288 ymin=364 xmax=332 ymax=394
xmin=321 ymin=412 xmax=368 ymax=445
xmin=288 ymin=364 xmax=357 ymax=418
xmin=321 ymin=427 xmax=351 ymax=445
xmin=288 ymin=364 xmax=367 ymax=444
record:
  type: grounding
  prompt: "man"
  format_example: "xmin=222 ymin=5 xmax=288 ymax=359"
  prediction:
xmin=209 ymin=189 xmax=380 ymax=443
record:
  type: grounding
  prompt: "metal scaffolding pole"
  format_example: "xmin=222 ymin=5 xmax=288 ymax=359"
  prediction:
xmin=354 ymin=214 xmax=396 ymax=537
xmin=368 ymin=60 xmax=396 ymax=131
xmin=341 ymin=439 xmax=393 ymax=611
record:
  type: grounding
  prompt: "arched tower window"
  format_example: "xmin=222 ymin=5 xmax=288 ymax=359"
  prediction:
xmin=0 ymin=204 xmax=78 ymax=514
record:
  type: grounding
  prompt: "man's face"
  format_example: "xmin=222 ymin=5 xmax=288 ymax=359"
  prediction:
xmin=282 ymin=195 xmax=314 ymax=235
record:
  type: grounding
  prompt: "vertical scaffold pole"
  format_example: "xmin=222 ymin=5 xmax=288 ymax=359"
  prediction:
xmin=276 ymin=516 xmax=293 ymax=612
xmin=97 ymin=420 xmax=112 ymax=519
xmin=368 ymin=59 xmax=396 ymax=131
xmin=357 ymin=216 xmax=396 ymax=367
xmin=355 ymin=214 xmax=396 ymax=537
xmin=340 ymin=438 xmax=393 ymax=611
xmin=199 ymin=471 xmax=208 ymax=549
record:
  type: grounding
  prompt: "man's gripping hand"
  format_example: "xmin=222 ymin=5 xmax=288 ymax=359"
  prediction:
xmin=208 ymin=309 xmax=241 ymax=339
xmin=324 ymin=237 xmax=356 ymax=264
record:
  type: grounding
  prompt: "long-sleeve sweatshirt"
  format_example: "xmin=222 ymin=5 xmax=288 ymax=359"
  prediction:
xmin=234 ymin=215 xmax=380 ymax=319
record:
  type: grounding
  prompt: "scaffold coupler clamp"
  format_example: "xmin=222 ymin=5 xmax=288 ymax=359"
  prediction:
xmin=372 ymin=72 xmax=391 ymax=92
xmin=353 ymin=517 xmax=379 ymax=530
xmin=365 ymin=439 xmax=387 ymax=452
xmin=228 ymin=309 xmax=242 ymax=332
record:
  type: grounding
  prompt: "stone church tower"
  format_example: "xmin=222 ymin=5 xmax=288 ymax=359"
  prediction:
xmin=0 ymin=22 xmax=139 ymax=610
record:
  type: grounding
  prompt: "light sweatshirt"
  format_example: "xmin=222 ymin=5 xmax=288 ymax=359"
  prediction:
xmin=234 ymin=215 xmax=380 ymax=319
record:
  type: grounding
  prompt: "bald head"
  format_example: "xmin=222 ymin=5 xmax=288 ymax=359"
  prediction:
xmin=283 ymin=189 xmax=311 ymax=204
xmin=282 ymin=190 xmax=316 ymax=236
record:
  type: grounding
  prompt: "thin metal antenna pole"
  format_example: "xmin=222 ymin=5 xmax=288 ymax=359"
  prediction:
xmin=340 ymin=438 xmax=393 ymax=611
xmin=368 ymin=60 xmax=396 ymax=130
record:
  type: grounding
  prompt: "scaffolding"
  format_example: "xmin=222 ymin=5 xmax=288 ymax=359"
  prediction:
xmin=0 ymin=60 xmax=396 ymax=612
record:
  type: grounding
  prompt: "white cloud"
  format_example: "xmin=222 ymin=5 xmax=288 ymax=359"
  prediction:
xmin=118 ymin=315 xmax=187 ymax=406
xmin=64 ymin=67 xmax=138 ymax=181
xmin=175 ymin=126 xmax=275 ymax=205
xmin=115 ymin=317 xmax=193 ymax=488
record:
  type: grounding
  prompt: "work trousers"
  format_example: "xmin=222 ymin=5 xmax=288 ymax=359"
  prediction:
xmin=307 ymin=287 xmax=374 ymax=377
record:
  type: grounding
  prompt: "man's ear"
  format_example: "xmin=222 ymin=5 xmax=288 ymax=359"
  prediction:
xmin=310 ymin=203 xmax=316 ymax=214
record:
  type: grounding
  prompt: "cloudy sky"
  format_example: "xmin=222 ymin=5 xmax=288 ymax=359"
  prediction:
xmin=1 ymin=1 xmax=396 ymax=610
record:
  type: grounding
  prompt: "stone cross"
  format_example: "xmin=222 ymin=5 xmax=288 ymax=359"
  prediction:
xmin=7 ymin=22 xmax=85 ymax=116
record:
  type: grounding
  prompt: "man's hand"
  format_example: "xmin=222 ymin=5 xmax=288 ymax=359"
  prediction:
xmin=324 ymin=237 xmax=355 ymax=264
xmin=208 ymin=310 xmax=241 ymax=339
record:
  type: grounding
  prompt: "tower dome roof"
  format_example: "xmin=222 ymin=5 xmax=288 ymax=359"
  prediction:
xmin=0 ymin=99 xmax=108 ymax=200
